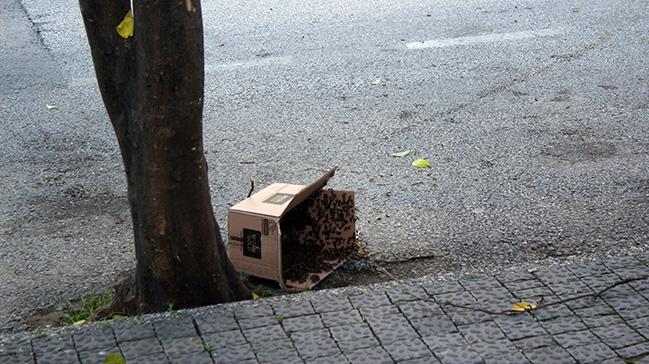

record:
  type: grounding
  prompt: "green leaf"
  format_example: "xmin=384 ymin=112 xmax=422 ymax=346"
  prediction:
xmin=103 ymin=354 xmax=126 ymax=364
xmin=412 ymin=159 xmax=431 ymax=168
xmin=390 ymin=150 xmax=410 ymax=157
xmin=371 ymin=78 xmax=381 ymax=85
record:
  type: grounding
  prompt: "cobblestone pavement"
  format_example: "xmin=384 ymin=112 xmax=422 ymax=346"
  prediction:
xmin=2 ymin=254 xmax=649 ymax=364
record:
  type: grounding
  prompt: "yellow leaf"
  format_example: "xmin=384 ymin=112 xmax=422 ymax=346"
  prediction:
xmin=116 ymin=10 xmax=134 ymax=39
xmin=46 ymin=104 xmax=58 ymax=110
xmin=103 ymin=353 xmax=126 ymax=364
xmin=252 ymin=292 xmax=260 ymax=300
xmin=73 ymin=319 xmax=86 ymax=326
xmin=390 ymin=150 xmax=410 ymax=157
xmin=511 ymin=301 xmax=537 ymax=312
xmin=371 ymin=79 xmax=381 ymax=85
xmin=412 ymin=159 xmax=431 ymax=168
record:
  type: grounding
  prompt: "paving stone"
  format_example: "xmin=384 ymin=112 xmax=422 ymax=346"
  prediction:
xmin=422 ymin=281 xmax=465 ymax=296
xmin=494 ymin=314 xmax=547 ymax=340
xmin=399 ymin=355 xmax=441 ymax=364
xmin=320 ymin=309 xmax=362 ymax=327
xmin=271 ymin=301 xmax=315 ymax=318
xmin=581 ymin=314 xmax=624 ymax=328
xmin=616 ymin=341 xmax=649 ymax=358
xmin=0 ymin=338 xmax=31 ymax=356
xmin=78 ymin=349 xmax=120 ymax=364
xmin=78 ymin=346 xmax=122 ymax=364
xmin=330 ymin=323 xmax=373 ymax=342
xmin=366 ymin=314 xmax=419 ymax=343
xmin=434 ymin=291 xmax=477 ymax=306
xmin=422 ymin=332 xmax=467 ymax=351
xmin=565 ymin=342 xmax=617 ymax=363
xmin=125 ymin=353 xmax=170 ymax=364
xmin=410 ymin=314 xmax=457 ymax=336
xmin=348 ymin=291 xmax=391 ymax=309
xmin=306 ymin=354 xmax=350 ymax=364
xmin=598 ymin=358 xmax=629 ymax=364
xmin=470 ymin=338 xmax=519 ymax=359
xmin=336 ymin=336 xmax=380 ymax=353
xmin=398 ymin=300 xmax=442 ymax=319
xmin=252 ymin=339 xmax=297 ymax=362
xmin=470 ymin=288 xmax=515 ymax=303
xmin=553 ymin=329 xmax=600 ymax=348
xmin=0 ymin=353 xmax=32 ymax=364
xmin=243 ymin=324 xmax=287 ymax=344
xmin=210 ymin=344 xmax=255 ymax=363
xmin=461 ymin=277 xmax=505 ymax=291
xmin=592 ymin=323 xmax=645 ymax=349
xmin=385 ymin=285 xmax=429 ymax=303
xmin=294 ymin=336 xmax=340 ymax=360
xmin=345 ymin=346 xmax=392 ymax=364
xmin=630 ymin=277 xmax=649 ymax=292
xmin=160 ymin=336 xmax=204 ymax=356
xmin=34 ymin=349 xmax=80 ymax=364
xmin=73 ymin=328 xmax=116 ymax=352
xmin=235 ymin=303 xmax=274 ymax=319
xmin=580 ymin=273 xmax=621 ymax=291
xmin=504 ymin=279 xmax=544 ymax=292
xmin=604 ymin=294 xmax=649 ymax=319
xmin=238 ymin=315 xmax=278 ymax=330
xmin=513 ymin=287 xmax=555 ymax=300
xmin=565 ymin=296 xmax=607 ymax=311
xmin=540 ymin=316 xmax=587 ymax=335
xmin=434 ymin=345 xmax=482 ymax=364
xmin=523 ymin=345 xmax=576 ymax=363
xmin=447 ymin=308 xmax=492 ymax=326
xmin=458 ymin=321 xmax=506 ymax=343
xmin=290 ymin=328 xmax=331 ymax=344
xmin=574 ymin=302 xmax=617 ymax=317
xmin=495 ymin=271 xmax=536 ymax=283
xmin=611 ymin=265 xmax=649 ymax=280
xmin=600 ymin=285 xmax=638 ymax=300
xmin=546 ymin=281 xmax=593 ymax=299
xmin=533 ymin=268 xmax=578 ymax=284
xmin=512 ymin=335 xmax=556 ymax=351
xmin=31 ymin=335 xmax=74 ymax=354
xmin=383 ymin=338 xmax=431 ymax=362
xmin=119 ymin=337 xmax=163 ymax=359
xmin=194 ymin=312 xmax=238 ymax=334
xmin=568 ymin=263 xmax=612 ymax=277
xmin=202 ymin=329 xmax=247 ymax=346
xmin=154 ymin=317 xmax=198 ymax=339
xmin=283 ymin=314 xmax=324 ymax=332
xmin=113 ymin=321 xmax=156 ymax=342
xmin=628 ymin=316 xmax=649 ymax=330
xmin=168 ymin=351 xmax=213 ymax=364
xmin=359 ymin=305 xmax=400 ymax=318
xmin=483 ymin=351 xmax=530 ymax=364
xmin=310 ymin=296 xmax=353 ymax=313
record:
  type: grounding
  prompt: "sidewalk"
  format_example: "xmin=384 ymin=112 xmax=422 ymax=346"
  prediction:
xmin=2 ymin=254 xmax=649 ymax=364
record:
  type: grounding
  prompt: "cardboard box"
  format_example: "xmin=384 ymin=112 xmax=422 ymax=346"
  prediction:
xmin=227 ymin=167 xmax=356 ymax=289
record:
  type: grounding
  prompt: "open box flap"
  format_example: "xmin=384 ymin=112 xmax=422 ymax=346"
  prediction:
xmin=281 ymin=167 xmax=337 ymax=217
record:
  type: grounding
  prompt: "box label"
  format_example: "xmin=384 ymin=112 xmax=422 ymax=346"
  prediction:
xmin=263 ymin=193 xmax=294 ymax=205
xmin=243 ymin=228 xmax=262 ymax=259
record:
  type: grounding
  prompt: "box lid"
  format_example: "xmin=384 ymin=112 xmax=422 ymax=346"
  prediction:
xmin=229 ymin=167 xmax=337 ymax=218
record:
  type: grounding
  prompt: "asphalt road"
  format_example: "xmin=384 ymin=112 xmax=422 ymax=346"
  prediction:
xmin=1 ymin=0 xmax=648 ymax=331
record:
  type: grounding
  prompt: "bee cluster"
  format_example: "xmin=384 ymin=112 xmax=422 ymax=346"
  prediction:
xmin=281 ymin=189 xmax=357 ymax=283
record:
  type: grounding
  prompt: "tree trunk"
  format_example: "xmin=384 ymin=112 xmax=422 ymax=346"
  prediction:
xmin=79 ymin=0 xmax=250 ymax=312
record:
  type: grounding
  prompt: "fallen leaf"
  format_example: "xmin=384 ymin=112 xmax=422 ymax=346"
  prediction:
xmin=46 ymin=104 xmax=58 ymax=110
xmin=511 ymin=301 xmax=537 ymax=312
xmin=73 ymin=319 xmax=86 ymax=326
xmin=103 ymin=354 xmax=126 ymax=364
xmin=412 ymin=159 xmax=431 ymax=168
xmin=390 ymin=150 xmax=411 ymax=157
xmin=252 ymin=292 xmax=260 ymax=300
xmin=116 ymin=10 xmax=134 ymax=39
xmin=371 ymin=79 xmax=381 ymax=85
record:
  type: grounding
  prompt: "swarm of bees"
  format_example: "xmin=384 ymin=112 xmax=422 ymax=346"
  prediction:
xmin=281 ymin=189 xmax=357 ymax=283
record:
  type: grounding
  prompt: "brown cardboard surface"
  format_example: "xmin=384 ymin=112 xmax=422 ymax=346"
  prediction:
xmin=227 ymin=168 xmax=355 ymax=288
xmin=230 ymin=183 xmax=304 ymax=218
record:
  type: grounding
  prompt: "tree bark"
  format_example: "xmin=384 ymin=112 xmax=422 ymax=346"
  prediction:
xmin=80 ymin=0 xmax=250 ymax=312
